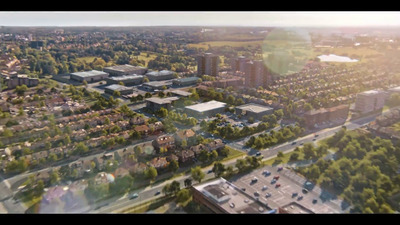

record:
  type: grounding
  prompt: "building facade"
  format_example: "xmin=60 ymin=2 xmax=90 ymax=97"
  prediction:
xmin=354 ymin=90 xmax=386 ymax=114
xmin=235 ymin=103 xmax=274 ymax=121
xmin=304 ymin=104 xmax=349 ymax=129
xmin=104 ymin=84 xmax=134 ymax=96
xmin=245 ymin=60 xmax=271 ymax=88
xmin=103 ymin=64 xmax=148 ymax=76
xmin=197 ymin=53 xmax=219 ymax=76
xmin=70 ymin=70 xmax=109 ymax=83
xmin=185 ymin=100 xmax=227 ymax=118
xmin=145 ymin=70 xmax=175 ymax=81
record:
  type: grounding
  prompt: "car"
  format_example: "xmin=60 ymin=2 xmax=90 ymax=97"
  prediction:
xmin=155 ymin=191 xmax=161 ymax=195
xmin=251 ymin=177 xmax=258 ymax=183
xmin=312 ymin=199 xmax=318 ymax=204
xmin=256 ymin=152 xmax=261 ymax=156
xmin=297 ymin=195 xmax=303 ymax=201
xmin=263 ymin=170 xmax=271 ymax=176
xmin=302 ymin=188 xmax=309 ymax=194
xmin=315 ymin=134 xmax=319 ymax=137
xmin=207 ymin=170 xmax=213 ymax=174
xmin=129 ymin=193 xmax=139 ymax=199
xmin=273 ymin=175 xmax=280 ymax=180
xmin=275 ymin=183 xmax=281 ymax=188
xmin=254 ymin=191 xmax=260 ymax=197
xmin=262 ymin=185 xmax=268 ymax=191
xmin=291 ymin=142 xmax=297 ymax=145
xmin=271 ymin=179 xmax=277 ymax=184
xmin=312 ymin=138 xmax=316 ymax=141
xmin=241 ymin=187 xmax=246 ymax=192
xmin=277 ymin=167 xmax=283 ymax=171
xmin=300 ymin=143 xmax=304 ymax=145
xmin=292 ymin=192 xmax=298 ymax=198
xmin=265 ymin=193 xmax=272 ymax=198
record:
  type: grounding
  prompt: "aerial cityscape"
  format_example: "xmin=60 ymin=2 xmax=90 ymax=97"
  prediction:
xmin=1 ymin=11 xmax=400 ymax=214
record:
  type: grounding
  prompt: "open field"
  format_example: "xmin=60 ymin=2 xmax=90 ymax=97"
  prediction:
xmin=76 ymin=56 xmax=98 ymax=63
xmin=187 ymin=40 xmax=263 ymax=50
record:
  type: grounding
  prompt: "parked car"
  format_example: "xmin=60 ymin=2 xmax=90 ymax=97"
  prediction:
xmin=271 ymin=179 xmax=277 ymax=184
xmin=292 ymin=192 xmax=298 ymax=198
xmin=129 ymin=193 xmax=139 ymax=199
xmin=265 ymin=193 xmax=272 ymax=198
xmin=312 ymin=199 xmax=318 ymax=204
xmin=275 ymin=183 xmax=281 ymax=188
xmin=273 ymin=175 xmax=280 ymax=180
xmin=254 ymin=191 xmax=260 ymax=197
xmin=262 ymin=185 xmax=268 ymax=191
xmin=241 ymin=187 xmax=246 ymax=192
xmin=297 ymin=195 xmax=303 ymax=201
xmin=277 ymin=167 xmax=283 ymax=171
xmin=251 ymin=177 xmax=258 ymax=183
xmin=263 ymin=170 xmax=271 ymax=176
xmin=302 ymin=188 xmax=309 ymax=194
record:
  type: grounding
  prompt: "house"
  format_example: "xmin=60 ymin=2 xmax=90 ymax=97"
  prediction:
xmin=166 ymin=154 xmax=179 ymax=162
xmin=32 ymin=150 xmax=49 ymax=161
xmin=130 ymin=116 xmax=145 ymax=125
xmin=148 ymin=157 xmax=168 ymax=170
xmin=152 ymin=135 xmax=175 ymax=151
xmin=35 ymin=171 xmax=51 ymax=183
xmin=190 ymin=144 xmax=208 ymax=156
xmin=82 ymin=160 xmax=93 ymax=173
xmin=94 ymin=172 xmax=113 ymax=185
xmin=134 ymin=125 xmax=150 ymax=135
xmin=174 ymin=129 xmax=196 ymax=143
xmin=149 ymin=121 xmax=164 ymax=131
xmin=177 ymin=150 xmax=195 ymax=164
xmin=206 ymin=139 xmax=225 ymax=152
xmin=93 ymin=156 xmax=106 ymax=171
xmin=126 ymin=162 xmax=148 ymax=175
xmin=114 ymin=167 xmax=130 ymax=178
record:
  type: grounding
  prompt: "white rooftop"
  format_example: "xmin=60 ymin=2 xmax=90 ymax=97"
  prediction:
xmin=359 ymin=90 xmax=385 ymax=96
xmin=185 ymin=100 xmax=226 ymax=113
xmin=236 ymin=103 xmax=273 ymax=113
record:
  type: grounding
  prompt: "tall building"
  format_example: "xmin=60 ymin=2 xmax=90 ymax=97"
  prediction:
xmin=354 ymin=90 xmax=386 ymax=114
xmin=244 ymin=60 xmax=271 ymax=88
xmin=231 ymin=56 xmax=250 ymax=73
xmin=197 ymin=53 xmax=219 ymax=76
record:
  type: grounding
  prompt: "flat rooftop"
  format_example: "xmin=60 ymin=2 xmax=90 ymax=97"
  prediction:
xmin=193 ymin=178 xmax=272 ymax=214
xmin=70 ymin=70 xmax=108 ymax=77
xmin=359 ymin=90 xmax=385 ymax=96
xmin=236 ymin=103 xmax=273 ymax=113
xmin=104 ymin=64 xmax=147 ymax=72
xmin=145 ymin=70 xmax=174 ymax=76
xmin=185 ymin=100 xmax=226 ymax=113
xmin=146 ymin=97 xmax=179 ymax=105
xmin=388 ymin=86 xmax=400 ymax=92
xmin=104 ymin=84 xmax=133 ymax=91
xmin=174 ymin=77 xmax=200 ymax=82
xmin=280 ymin=202 xmax=314 ymax=214
xmin=143 ymin=80 xmax=173 ymax=87
xmin=106 ymin=75 xmax=143 ymax=81
xmin=169 ymin=89 xmax=192 ymax=97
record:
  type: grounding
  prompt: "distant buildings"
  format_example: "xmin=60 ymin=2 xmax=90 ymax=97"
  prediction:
xmin=197 ymin=53 xmax=219 ymax=76
xmin=142 ymin=80 xmax=173 ymax=91
xmin=235 ymin=103 xmax=274 ymax=121
xmin=354 ymin=90 xmax=386 ymax=114
xmin=185 ymin=100 xmax=226 ymax=118
xmin=70 ymin=70 xmax=109 ymax=83
xmin=304 ymin=104 xmax=350 ymax=129
xmin=105 ymin=75 xmax=143 ymax=86
xmin=212 ymin=77 xmax=244 ymax=89
xmin=231 ymin=56 xmax=250 ymax=74
xmin=104 ymin=84 xmax=134 ymax=96
xmin=103 ymin=64 xmax=148 ymax=76
xmin=145 ymin=70 xmax=175 ymax=81
xmin=2 ymin=74 xmax=39 ymax=90
xmin=387 ymin=86 xmax=400 ymax=95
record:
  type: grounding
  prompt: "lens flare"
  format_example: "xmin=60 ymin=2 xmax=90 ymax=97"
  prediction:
xmin=262 ymin=27 xmax=313 ymax=77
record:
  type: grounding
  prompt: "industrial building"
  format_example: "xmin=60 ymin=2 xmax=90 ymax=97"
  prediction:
xmin=168 ymin=89 xmax=192 ymax=97
xmin=145 ymin=70 xmax=175 ymax=81
xmin=191 ymin=178 xmax=275 ymax=214
xmin=235 ymin=103 xmax=274 ymax=121
xmin=69 ymin=70 xmax=109 ymax=83
xmin=172 ymin=77 xmax=200 ymax=86
xmin=141 ymin=80 xmax=173 ymax=91
xmin=197 ymin=53 xmax=219 ymax=76
xmin=103 ymin=64 xmax=148 ymax=76
xmin=185 ymin=100 xmax=226 ymax=118
xmin=145 ymin=96 xmax=180 ymax=111
xmin=104 ymin=84 xmax=134 ymax=96
xmin=105 ymin=75 xmax=144 ymax=86
xmin=354 ymin=90 xmax=386 ymax=114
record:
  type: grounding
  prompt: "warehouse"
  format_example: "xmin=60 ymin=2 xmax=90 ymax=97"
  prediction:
xmin=145 ymin=70 xmax=175 ymax=81
xmin=235 ymin=103 xmax=274 ymax=121
xmin=172 ymin=77 xmax=200 ymax=87
xmin=103 ymin=64 xmax=148 ymax=76
xmin=142 ymin=80 xmax=173 ymax=91
xmin=69 ymin=70 xmax=109 ymax=83
xmin=104 ymin=84 xmax=134 ymax=96
xmin=146 ymin=97 xmax=180 ymax=111
xmin=185 ymin=100 xmax=226 ymax=118
xmin=105 ymin=75 xmax=144 ymax=86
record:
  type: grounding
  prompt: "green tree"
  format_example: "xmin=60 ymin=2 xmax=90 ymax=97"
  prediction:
xmin=145 ymin=166 xmax=158 ymax=181
xmin=212 ymin=161 xmax=226 ymax=177
xmin=168 ymin=159 xmax=179 ymax=173
xmin=191 ymin=166 xmax=205 ymax=183
xmin=176 ymin=189 xmax=190 ymax=205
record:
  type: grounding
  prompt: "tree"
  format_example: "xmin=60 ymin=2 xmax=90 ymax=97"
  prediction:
xmin=210 ymin=150 xmax=218 ymax=161
xmin=15 ymin=85 xmax=28 ymax=96
xmin=145 ymin=92 xmax=152 ymax=98
xmin=277 ymin=151 xmax=284 ymax=158
xmin=212 ymin=162 xmax=226 ymax=178
xmin=134 ymin=146 xmax=143 ymax=157
xmin=176 ymin=189 xmax=190 ymax=205
xmin=145 ymin=166 xmax=158 ymax=181
xmin=50 ymin=170 xmax=60 ymax=185
xmin=82 ymin=80 xmax=88 ymax=86
xmin=191 ymin=166 xmax=205 ymax=183
xmin=184 ymin=178 xmax=192 ymax=187
xmin=157 ymin=107 xmax=168 ymax=118
xmin=168 ymin=159 xmax=179 ymax=173
xmin=198 ymin=150 xmax=209 ymax=163
xmin=248 ymin=117 xmax=255 ymax=124
xmin=289 ymin=152 xmax=300 ymax=161
xmin=113 ymin=90 xmax=121 ymax=97
xmin=74 ymin=142 xmax=89 ymax=155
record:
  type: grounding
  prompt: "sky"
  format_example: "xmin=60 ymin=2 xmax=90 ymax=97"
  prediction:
xmin=0 ymin=11 xmax=400 ymax=27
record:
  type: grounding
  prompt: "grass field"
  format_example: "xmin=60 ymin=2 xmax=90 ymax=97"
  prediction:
xmin=136 ymin=52 xmax=158 ymax=67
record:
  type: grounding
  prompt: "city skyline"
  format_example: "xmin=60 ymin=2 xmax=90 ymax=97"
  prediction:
xmin=1 ymin=11 xmax=400 ymax=27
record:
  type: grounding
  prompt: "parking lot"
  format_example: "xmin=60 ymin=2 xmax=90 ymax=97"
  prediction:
xmin=229 ymin=166 xmax=348 ymax=213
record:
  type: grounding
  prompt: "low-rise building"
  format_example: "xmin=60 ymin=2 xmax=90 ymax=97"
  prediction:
xmin=104 ymin=84 xmax=134 ymax=96
xmin=177 ymin=149 xmax=195 ymax=164
xmin=145 ymin=70 xmax=175 ymax=81
xmin=235 ymin=103 xmax=274 ymax=121
xmin=152 ymin=135 xmax=175 ymax=151
xmin=142 ymin=80 xmax=173 ymax=91
xmin=185 ymin=100 xmax=227 ymax=118
xmin=103 ymin=64 xmax=148 ymax=76
xmin=303 ymin=104 xmax=349 ymax=129
xmin=105 ymin=75 xmax=144 ymax=86
xmin=70 ymin=70 xmax=109 ymax=83
xmin=172 ymin=77 xmax=200 ymax=86
xmin=145 ymin=96 xmax=179 ymax=111
xmin=174 ymin=129 xmax=196 ymax=143
xmin=354 ymin=90 xmax=386 ymax=114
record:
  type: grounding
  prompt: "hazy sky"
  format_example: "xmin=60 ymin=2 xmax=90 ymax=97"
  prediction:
xmin=1 ymin=11 xmax=400 ymax=27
